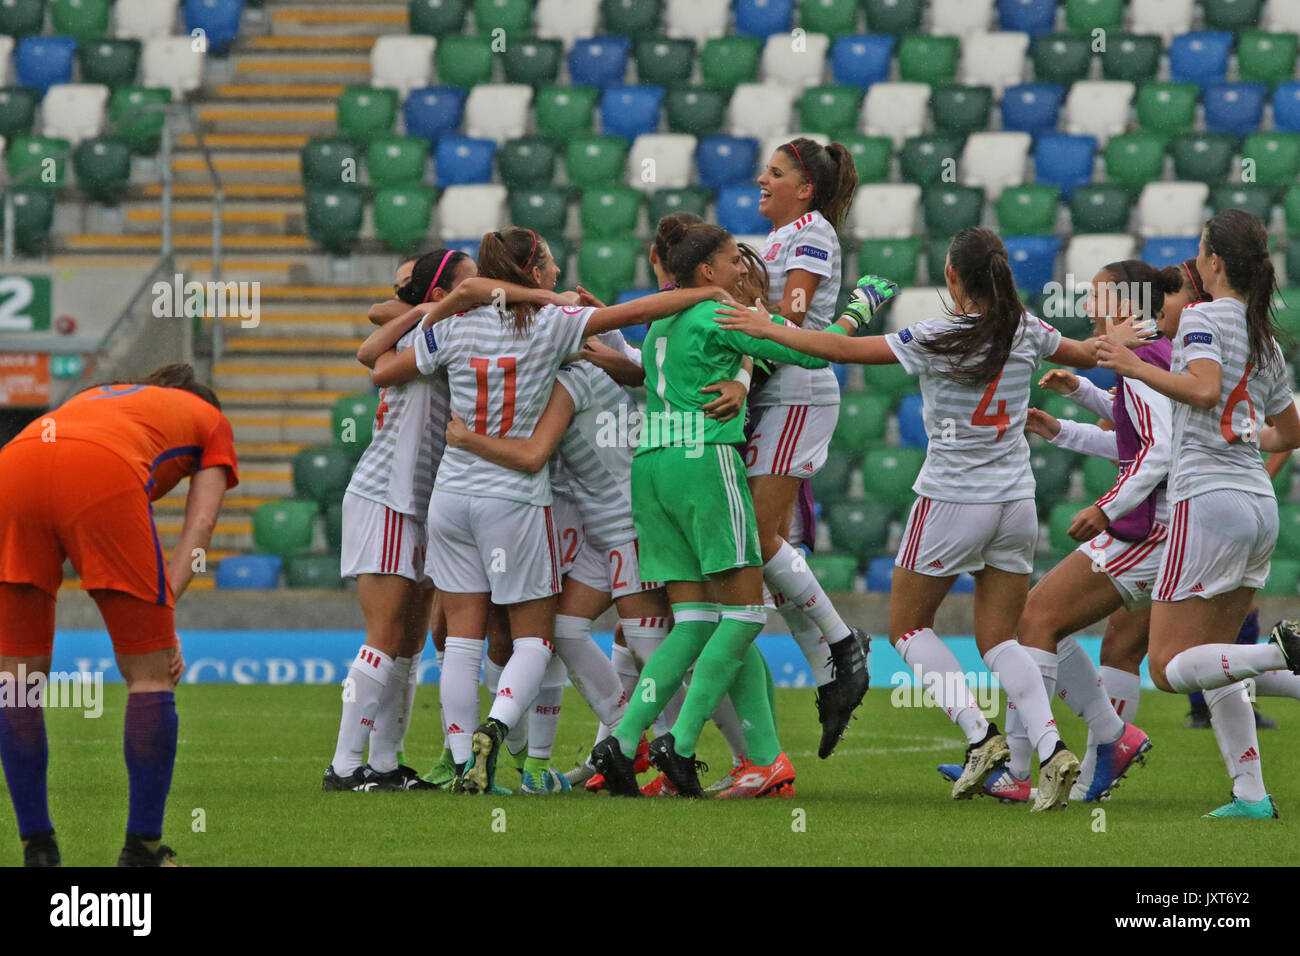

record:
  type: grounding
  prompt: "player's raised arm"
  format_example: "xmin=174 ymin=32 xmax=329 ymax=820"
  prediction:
xmin=445 ymin=380 xmax=576 ymax=474
xmin=581 ymin=285 xmax=727 ymax=336
xmin=715 ymin=299 xmax=896 ymax=365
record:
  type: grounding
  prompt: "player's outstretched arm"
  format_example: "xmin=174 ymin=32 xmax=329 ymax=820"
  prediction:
xmin=445 ymin=381 xmax=576 ymax=474
xmin=168 ymin=465 xmax=230 ymax=599
xmin=420 ymin=278 xmax=573 ymax=329
xmin=582 ymin=285 xmax=727 ymax=336
xmin=715 ymin=299 xmax=896 ymax=365
xmin=357 ymin=302 xmax=434 ymax=368
xmin=368 ymin=298 xmax=409 ymax=326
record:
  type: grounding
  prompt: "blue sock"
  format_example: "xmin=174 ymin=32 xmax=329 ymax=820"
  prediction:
xmin=0 ymin=682 xmax=53 ymax=839
xmin=1189 ymin=609 xmax=1263 ymax=710
xmin=123 ymin=691 xmax=177 ymax=840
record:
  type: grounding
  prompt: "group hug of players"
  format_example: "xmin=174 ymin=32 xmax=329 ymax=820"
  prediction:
xmin=321 ymin=136 xmax=1300 ymax=818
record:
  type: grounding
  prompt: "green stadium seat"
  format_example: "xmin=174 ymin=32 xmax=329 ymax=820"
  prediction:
xmin=0 ymin=0 xmax=44 ymax=37
xmin=285 ymin=554 xmax=345 ymax=590
xmin=665 ymin=86 xmax=727 ymax=136
xmin=1030 ymin=33 xmax=1092 ymax=86
xmin=336 ymin=86 xmax=399 ymax=143
xmin=496 ymin=136 xmax=557 ymax=190
xmin=502 ymin=37 xmax=563 ymax=86
xmin=1209 ymin=183 xmax=1274 ymax=221
xmin=923 ymin=184 xmax=985 ymax=240
xmin=3 ymin=187 xmax=54 ymax=254
xmin=604 ymin=0 xmax=663 ymax=34
xmin=996 ymin=184 xmax=1060 ymax=236
xmin=1047 ymin=501 xmax=1081 ymax=553
xmin=253 ymin=499 xmax=319 ymax=558
xmin=700 ymin=36 xmax=762 ymax=90
xmin=367 ymin=135 xmax=429 ymax=188
xmin=1261 ymin=558 xmax=1300 ymax=596
xmin=646 ymin=185 xmax=712 ymax=224
xmin=1285 ymin=185 xmax=1300 ymax=235
xmin=51 ymin=0 xmax=110 ymax=42
xmin=899 ymin=134 xmax=963 ymax=187
xmin=1069 ymin=182 xmax=1133 ymax=232
xmin=1270 ymin=449 xmax=1295 ymax=499
xmin=6 ymin=136 xmax=69 ymax=190
xmin=374 ymin=185 xmax=436 ymax=252
xmin=931 ymin=85 xmax=993 ymax=139
xmin=77 ymin=39 xmax=141 ymax=87
xmin=332 ymin=392 xmax=380 ymax=458
xmin=72 ymin=136 xmax=130 ymax=202
xmin=856 ymin=237 xmax=922 ymax=288
xmin=800 ymin=0 xmax=859 ymax=35
xmin=799 ymin=85 xmax=862 ymax=137
xmin=1275 ymin=502 xmax=1300 ymax=560
xmin=108 ymin=86 xmax=171 ymax=155
xmin=1289 ymin=244 xmax=1300 ymax=287
xmin=1170 ymin=132 xmax=1237 ymax=184
xmin=510 ymin=186 xmax=568 ymax=234
xmin=1242 ymin=133 xmax=1300 ymax=192
xmin=1099 ymin=34 xmax=1162 ymax=83
xmin=1030 ymin=443 xmax=1078 ymax=506
xmin=898 ymin=35 xmax=960 ymax=85
xmin=1041 ymin=392 xmax=1097 ymax=425
xmin=1136 ymin=83 xmax=1198 ymax=137
xmin=292 ymin=445 xmax=355 ymax=505
xmin=544 ymin=233 xmax=572 ymax=286
xmin=808 ymin=553 xmax=858 ymax=591
xmin=862 ymin=0 xmax=922 ymax=35
xmin=828 ymin=502 xmax=891 ymax=562
xmin=580 ymin=185 xmax=641 ymax=238
xmin=1275 ymin=287 xmax=1300 ymax=338
xmin=325 ymin=499 xmax=344 ymax=553
xmin=1065 ymin=0 xmax=1124 ymax=34
xmin=305 ymin=187 xmax=364 ymax=255
xmin=535 ymin=85 xmax=599 ymax=142
xmin=861 ymin=446 xmax=924 ymax=513
xmin=1103 ymin=132 xmax=1167 ymax=194
xmin=0 ymin=87 xmax=38 ymax=140
xmin=301 ymin=139 xmax=361 ymax=189
xmin=435 ymin=35 xmax=495 ymax=87
xmin=578 ymin=238 xmax=641 ymax=304
xmin=861 ymin=362 xmax=914 ymax=407
xmin=636 ymin=36 xmax=696 ymax=87
xmin=1082 ymin=454 xmax=1117 ymax=500
xmin=473 ymin=0 xmax=533 ymax=37
xmin=565 ymin=135 xmax=629 ymax=189
xmin=832 ymin=392 xmax=890 ymax=451
xmin=410 ymin=0 xmax=469 ymax=35
xmin=1202 ymin=0 xmax=1264 ymax=32
xmin=810 ymin=447 xmax=854 ymax=505
xmin=839 ymin=134 xmax=893 ymax=184
xmin=925 ymin=246 xmax=950 ymax=286
xmin=1238 ymin=30 xmax=1299 ymax=87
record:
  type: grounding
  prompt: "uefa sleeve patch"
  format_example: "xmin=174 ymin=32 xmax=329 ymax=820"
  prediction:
xmin=423 ymin=326 xmax=438 ymax=353
xmin=897 ymin=328 xmax=914 ymax=344
xmin=794 ymin=245 xmax=829 ymax=261
xmin=1183 ymin=331 xmax=1213 ymax=346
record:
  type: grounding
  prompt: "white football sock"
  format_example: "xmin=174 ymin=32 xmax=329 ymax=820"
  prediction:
xmin=594 ymin=642 xmax=644 ymax=747
xmin=621 ymin=617 xmax=668 ymax=669
xmin=442 ymin=637 xmax=484 ymax=764
xmin=1056 ymin=638 xmax=1124 ymax=743
xmin=1205 ymin=681 xmax=1266 ymax=803
xmin=1252 ymin=669 xmax=1300 ymax=699
xmin=1101 ymin=665 xmax=1141 ymax=722
xmin=895 ymin=627 xmax=987 ymax=744
xmin=488 ymin=637 xmax=553 ymax=730
xmin=985 ymin=640 xmax=1060 ymax=763
xmin=711 ymin=694 xmax=748 ymax=763
xmin=484 ymin=658 xmax=503 ymax=698
xmin=528 ymin=653 xmax=567 ymax=761
xmin=774 ymin=590 xmax=835 ymax=686
xmin=369 ymin=654 xmax=410 ymax=773
xmin=1165 ymin=643 xmax=1287 ymax=693
xmin=396 ymin=649 xmax=422 ymax=756
xmin=1004 ymin=697 xmax=1032 ymax=780
xmin=555 ymin=614 xmax=626 ymax=726
xmin=764 ymin=540 xmax=852 ymax=643
xmin=330 ymin=645 xmax=393 ymax=774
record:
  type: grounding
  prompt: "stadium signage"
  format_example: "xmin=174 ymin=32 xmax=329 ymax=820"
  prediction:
xmin=0 ymin=274 xmax=51 ymax=332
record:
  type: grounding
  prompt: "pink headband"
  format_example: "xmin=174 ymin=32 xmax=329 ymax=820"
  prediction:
xmin=422 ymin=250 xmax=456 ymax=302
xmin=788 ymin=142 xmax=815 ymax=197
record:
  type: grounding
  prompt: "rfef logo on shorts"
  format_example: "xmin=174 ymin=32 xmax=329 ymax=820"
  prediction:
xmin=897 ymin=328 xmax=914 ymax=344
xmin=794 ymin=245 xmax=829 ymax=261
xmin=1184 ymin=331 xmax=1213 ymax=345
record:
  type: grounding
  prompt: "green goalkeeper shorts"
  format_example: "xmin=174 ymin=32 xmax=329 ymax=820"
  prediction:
xmin=632 ymin=444 xmax=762 ymax=583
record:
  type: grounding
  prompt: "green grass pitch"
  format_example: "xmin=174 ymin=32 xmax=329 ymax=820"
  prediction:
xmin=2 ymin=685 xmax=1294 ymax=866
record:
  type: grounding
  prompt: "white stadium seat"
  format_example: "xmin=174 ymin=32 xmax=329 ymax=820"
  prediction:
xmin=628 ymin=133 xmax=697 ymax=191
xmin=372 ymin=36 xmax=435 ymax=99
xmin=927 ymin=0 xmax=996 ymax=36
xmin=1064 ymin=81 xmax=1135 ymax=146
xmin=1263 ymin=0 xmax=1300 ymax=31
xmin=665 ymin=0 xmax=731 ymax=48
xmin=141 ymin=36 xmax=204 ymax=99
xmin=959 ymin=32 xmax=1029 ymax=95
xmin=729 ymin=83 xmax=796 ymax=140
xmin=733 ymin=233 xmax=769 ymax=252
xmin=536 ymin=0 xmax=600 ymax=48
xmin=885 ymin=287 xmax=955 ymax=334
xmin=849 ymin=183 xmax=921 ymax=239
xmin=437 ymin=184 xmax=507 ymax=240
xmin=1065 ymin=234 xmax=1137 ymax=286
xmin=0 ymin=37 xmax=11 ymax=85
xmin=114 ymin=0 xmax=178 ymax=40
xmin=1137 ymin=182 xmax=1209 ymax=238
xmin=464 ymin=84 xmax=533 ymax=142
xmin=1129 ymin=0 xmax=1196 ymax=42
xmin=41 ymin=84 xmax=110 ymax=144
xmin=760 ymin=32 xmax=830 ymax=90
xmin=862 ymin=82 xmax=930 ymax=147
xmin=960 ymin=131 xmax=1030 ymax=198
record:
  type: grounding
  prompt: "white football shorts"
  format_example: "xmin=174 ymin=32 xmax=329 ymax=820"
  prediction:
xmin=1076 ymin=523 xmax=1169 ymax=611
xmin=340 ymin=491 xmax=429 ymax=583
xmin=897 ymin=497 xmax=1037 ymax=576
xmin=568 ymin=535 xmax=664 ymax=598
xmin=1155 ymin=490 xmax=1278 ymax=602
xmin=744 ymin=404 xmax=838 ymax=479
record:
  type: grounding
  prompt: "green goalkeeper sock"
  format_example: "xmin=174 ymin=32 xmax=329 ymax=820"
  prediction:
xmin=729 ymin=644 xmax=782 ymax=766
xmin=669 ymin=605 xmax=767 ymax=757
xmin=612 ymin=603 xmax=718 ymax=757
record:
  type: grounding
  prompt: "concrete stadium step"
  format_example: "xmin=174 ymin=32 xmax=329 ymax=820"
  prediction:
xmin=249 ymin=35 xmax=379 ymax=52
xmin=220 ymin=388 xmax=354 ymax=411
xmin=260 ymin=284 xmax=392 ymax=302
xmin=235 ymin=441 xmax=315 ymax=460
xmin=226 ymin=463 xmax=294 ymax=497
xmin=269 ymin=4 xmax=408 ymax=37
xmin=153 ymin=493 xmax=278 ymax=516
xmin=63 ymin=234 xmax=313 ymax=252
xmin=224 ymin=336 xmax=362 ymax=357
xmin=215 ymin=358 xmax=370 ymax=391
xmin=172 ymin=151 xmax=301 ymax=185
xmin=215 ymin=83 xmax=346 ymax=100
xmin=144 ymin=182 xmax=305 ymax=200
xmin=177 ymin=133 xmax=311 ymax=149
xmin=234 ymin=55 xmax=372 ymax=84
xmin=124 ymin=203 xmax=296 ymax=236
xmin=226 ymin=408 xmax=332 ymax=443
xmin=155 ymin=516 xmax=253 ymax=551
xmin=221 ymin=310 xmax=373 ymax=339
xmin=197 ymin=104 xmax=336 ymax=136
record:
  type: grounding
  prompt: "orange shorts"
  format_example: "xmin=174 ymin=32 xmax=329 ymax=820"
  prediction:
xmin=0 ymin=584 xmax=176 ymax=657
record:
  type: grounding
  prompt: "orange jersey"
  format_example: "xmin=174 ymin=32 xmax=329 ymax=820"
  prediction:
xmin=8 ymin=383 xmax=240 ymax=498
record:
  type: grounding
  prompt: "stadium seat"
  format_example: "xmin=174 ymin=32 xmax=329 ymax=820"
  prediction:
xmin=374 ymin=185 xmax=436 ymax=251
xmin=1203 ymin=0 xmax=1264 ymax=31
xmin=1275 ymin=83 xmax=1300 ymax=133
xmin=52 ymin=0 xmax=110 ymax=43
xmin=578 ymin=238 xmax=641 ymax=304
xmin=1034 ymin=133 xmax=1097 ymax=199
xmin=0 ymin=0 xmax=48 ymax=38
xmin=1288 ymin=245 xmax=1300 ymax=286
xmin=1103 ymin=132 xmax=1167 ymax=193
xmin=1029 ymin=33 xmax=1091 ymax=87
xmin=863 ymin=82 xmax=931 ymax=147
xmin=509 ymin=186 xmax=568 ymax=233
xmin=1285 ymin=185 xmax=1300 ymax=233
xmin=537 ymin=0 xmax=598 ymax=46
xmin=108 ymin=85 xmax=170 ymax=154
xmin=141 ymin=35 xmax=204 ymax=98
xmin=540 ymin=235 xmax=569 ymax=281
xmin=646 ymin=185 xmax=712 ymax=223
xmin=1242 ymin=132 xmax=1300 ymax=191
xmin=828 ymin=502 xmax=891 ymax=562
xmin=997 ymin=0 xmax=1055 ymax=35
xmin=369 ymin=35 xmax=435 ymax=98
xmin=716 ymin=184 xmax=767 ymax=234
xmin=1064 ymin=0 xmax=1124 ymax=33
xmin=1264 ymin=0 xmax=1300 ymax=30
xmin=1064 ymin=81 xmax=1135 ymax=146
xmin=810 ymin=553 xmax=859 ymax=591
xmin=473 ymin=0 xmax=533 ymax=38
xmin=1137 ymin=182 xmax=1209 ymax=237
xmin=864 ymin=554 xmax=895 ymax=592
xmin=184 ymin=0 xmax=242 ymax=56
xmin=465 ymin=83 xmax=533 ymax=143
xmin=1238 ymin=31 xmax=1298 ymax=87
xmin=931 ymin=85 xmax=993 ymax=139
xmin=997 ymin=184 xmax=1060 ymax=235
xmin=885 ymin=285 xmax=955 ymax=334
xmin=77 ymin=39 xmax=141 ymax=87
xmin=900 ymin=134 xmax=963 ymax=187
xmin=896 ymin=393 xmax=926 ymax=448
xmin=338 ymin=85 xmax=399 ymax=143
xmin=285 ymin=554 xmax=344 ymax=590
xmin=830 ymin=34 xmax=894 ymax=88
xmin=0 ymin=88 xmax=38 ymax=140
xmin=1203 ymin=82 xmax=1269 ymax=137
xmin=603 ymin=0 xmax=662 ymax=34
xmin=435 ymin=37 xmax=494 ymax=89
xmin=811 ymin=446 xmax=854 ymax=504
xmin=16 ymin=36 xmax=77 ymax=95
xmin=1209 ymin=183 xmax=1274 ymax=221
xmin=7 ymin=136 xmax=69 ymax=190
xmin=568 ymin=36 xmax=632 ymax=88
xmin=832 ymin=392 xmax=890 ymax=450
xmin=1005 ymin=236 xmax=1060 ymax=296
xmin=922 ymin=184 xmax=984 ymax=240
xmin=761 ymin=31 xmax=830 ymax=90
xmin=216 ymin=554 xmax=283 ymax=591
xmin=1047 ymin=501 xmax=1081 ymax=553
xmin=1130 ymin=0 xmax=1196 ymax=42
xmin=579 ymin=185 xmax=640 ymax=237
xmin=862 ymin=0 xmax=922 ymax=34
xmin=1261 ymin=558 xmax=1300 ymax=596
xmin=959 ymin=32 xmax=1028 ymax=94
xmin=411 ymin=0 xmax=469 ymax=35
xmin=635 ymin=36 xmax=695 ymax=87
xmin=601 ymin=85 xmax=664 ymax=141
xmin=71 ymin=136 xmax=129 ymax=201
xmin=1070 ymin=183 xmax=1133 ymax=233
xmin=534 ymin=84 xmax=598 ymax=141
xmin=1142 ymin=236 xmax=1201 ymax=268
xmin=1136 ymin=82 xmax=1199 ymax=137
xmin=1030 ymin=442 xmax=1077 ymax=504
xmin=797 ymin=85 xmax=860 ymax=137
xmin=728 ymin=83 xmax=795 ymax=140
xmin=736 ymin=0 xmax=795 ymax=36
xmin=929 ymin=0 xmax=996 ymax=35
xmin=434 ymin=136 xmax=496 ymax=186
xmin=254 ymin=499 xmax=321 ymax=560
xmin=401 ymin=86 xmax=465 ymax=148
xmin=1170 ymin=132 xmax=1238 ymax=183
xmin=839 ymin=134 xmax=892 ymax=183
xmin=565 ymin=134 xmax=628 ymax=188
xmin=496 ymin=136 xmax=556 ymax=189
xmin=3 ymin=187 xmax=53 ymax=252
xmin=699 ymin=35 xmax=763 ymax=90
xmin=696 ymin=135 xmax=759 ymax=189
xmin=861 ymin=447 xmax=924 ymax=512
xmin=849 ymin=183 xmax=921 ymax=239
xmin=861 ymin=360 xmax=917 ymax=406
xmin=959 ymin=132 xmax=1030 ymax=199
xmin=305 ymin=187 xmax=363 ymax=254
xmin=1001 ymin=83 xmax=1065 ymax=140
xmin=898 ymin=35 xmax=960 ymax=86
xmin=1065 ymin=233 xmax=1137 ymax=280
xmin=1099 ymin=34 xmax=1162 ymax=83
xmin=503 ymin=36 xmax=563 ymax=86
xmin=301 ymin=138 xmax=360 ymax=189
xmin=664 ymin=86 xmax=727 ymax=138
xmin=1169 ymin=31 xmax=1234 ymax=86
xmin=801 ymin=0 xmax=860 ymax=36
xmin=628 ymin=132 xmax=695 ymax=191
xmin=436 ymin=184 xmax=507 ymax=238
xmin=368 ymin=135 xmax=430 ymax=189
xmin=40 ymin=83 xmax=106 ymax=145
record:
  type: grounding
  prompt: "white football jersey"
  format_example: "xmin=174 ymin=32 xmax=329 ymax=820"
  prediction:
xmin=415 ymin=303 xmax=593 ymax=505
xmin=1167 ymin=298 xmax=1295 ymax=502
xmin=888 ymin=313 xmax=1063 ymax=502
xmin=751 ymin=209 xmax=843 ymax=408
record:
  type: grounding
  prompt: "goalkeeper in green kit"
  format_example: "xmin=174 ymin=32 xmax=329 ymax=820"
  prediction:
xmin=589 ymin=218 xmax=899 ymax=797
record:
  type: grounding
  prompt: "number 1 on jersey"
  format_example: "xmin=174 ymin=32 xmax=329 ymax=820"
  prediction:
xmin=972 ymin=372 xmax=1010 ymax=442
xmin=470 ymin=356 xmax=518 ymax=437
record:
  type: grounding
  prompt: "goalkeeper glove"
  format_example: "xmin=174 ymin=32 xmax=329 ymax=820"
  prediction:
xmin=840 ymin=274 xmax=899 ymax=330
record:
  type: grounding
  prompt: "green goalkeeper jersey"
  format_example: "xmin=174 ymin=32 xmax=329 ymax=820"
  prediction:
xmin=636 ymin=300 xmax=829 ymax=455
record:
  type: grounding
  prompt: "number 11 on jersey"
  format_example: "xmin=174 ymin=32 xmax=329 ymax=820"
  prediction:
xmin=470 ymin=356 xmax=518 ymax=437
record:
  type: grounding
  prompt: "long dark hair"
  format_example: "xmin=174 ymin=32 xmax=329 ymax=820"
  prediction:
xmin=660 ymin=219 xmax=731 ymax=288
xmin=921 ymin=227 xmax=1025 ymax=387
xmin=477 ymin=227 xmax=548 ymax=334
xmin=396 ymin=248 xmax=471 ymax=305
xmin=1203 ymin=209 xmax=1284 ymax=372
xmin=1098 ymin=259 xmax=1182 ymax=321
xmin=778 ymin=137 xmax=858 ymax=231
xmin=87 ymin=363 xmax=221 ymax=409
xmin=736 ymin=241 xmax=775 ymax=311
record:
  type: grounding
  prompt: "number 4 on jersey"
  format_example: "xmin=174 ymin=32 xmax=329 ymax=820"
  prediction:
xmin=972 ymin=371 xmax=1010 ymax=441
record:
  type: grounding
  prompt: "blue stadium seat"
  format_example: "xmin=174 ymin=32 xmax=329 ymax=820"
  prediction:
xmin=1274 ymin=82 xmax=1300 ymax=134
xmin=1203 ymin=82 xmax=1268 ymax=136
xmin=866 ymin=555 xmax=895 ymax=592
xmin=951 ymin=573 xmax=975 ymax=594
xmin=569 ymin=36 xmax=633 ymax=88
xmin=402 ymin=86 xmax=467 ymax=147
xmin=434 ymin=136 xmax=496 ymax=185
xmin=1000 ymin=83 xmax=1065 ymax=140
xmin=1079 ymin=366 xmax=1116 ymax=390
xmin=216 ymin=554 xmax=282 ymax=590
xmin=600 ymin=85 xmax=665 ymax=140
xmin=735 ymin=0 xmax=795 ymax=37
xmin=184 ymin=0 xmax=244 ymax=57
xmin=1142 ymin=236 xmax=1201 ymax=268
xmin=998 ymin=0 xmax=1057 ymax=36
xmin=832 ymin=363 xmax=849 ymax=389
xmin=696 ymin=135 xmax=760 ymax=189
xmin=15 ymin=36 xmax=77 ymax=95
xmin=615 ymin=287 xmax=655 ymax=302
xmin=1034 ymin=133 xmax=1097 ymax=199
xmin=897 ymin=393 xmax=927 ymax=448
xmin=831 ymin=35 xmax=895 ymax=88
xmin=716 ymin=184 xmax=767 ymax=234
xmin=446 ymin=238 xmax=482 ymax=259
xmin=1005 ymin=235 xmax=1061 ymax=295
xmin=1169 ymin=31 xmax=1234 ymax=86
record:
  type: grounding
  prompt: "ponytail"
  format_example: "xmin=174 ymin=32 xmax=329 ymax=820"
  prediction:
xmin=1203 ymin=209 xmax=1286 ymax=372
xmin=778 ymin=138 xmax=858 ymax=231
xmin=477 ymin=227 xmax=547 ymax=335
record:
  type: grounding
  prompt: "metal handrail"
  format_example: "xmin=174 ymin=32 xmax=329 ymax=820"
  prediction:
xmin=182 ymin=101 xmax=225 ymax=363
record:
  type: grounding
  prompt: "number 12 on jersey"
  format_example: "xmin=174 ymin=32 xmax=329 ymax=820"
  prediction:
xmin=470 ymin=356 xmax=517 ymax=437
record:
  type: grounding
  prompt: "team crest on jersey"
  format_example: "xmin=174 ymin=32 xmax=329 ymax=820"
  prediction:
xmin=764 ymin=243 xmax=781 ymax=261
xmin=898 ymin=328 xmax=914 ymax=344
xmin=1184 ymin=331 xmax=1213 ymax=345
xmin=794 ymin=245 xmax=829 ymax=261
